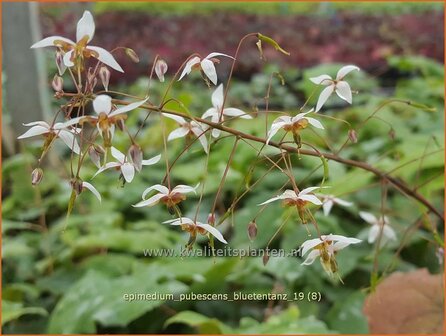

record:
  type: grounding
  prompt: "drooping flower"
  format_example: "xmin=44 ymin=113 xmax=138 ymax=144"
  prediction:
xmin=202 ymin=84 xmax=252 ymax=138
xmin=179 ymin=52 xmax=234 ymax=85
xmin=64 ymin=95 xmax=148 ymax=147
xmin=133 ymin=183 xmax=199 ymax=208
xmin=359 ymin=211 xmax=396 ymax=244
xmin=17 ymin=121 xmax=81 ymax=154
xmin=31 ymin=11 xmax=123 ymax=73
xmin=300 ymin=234 xmax=362 ymax=276
xmin=319 ymin=194 xmax=353 ymax=216
xmin=266 ymin=109 xmax=324 ymax=144
xmin=163 ymin=217 xmax=228 ymax=245
xmin=155 ymin=59 xmax=168 ymax=82
xmin=259 ymin=187 xmax=322 ymax=207
xmin=93 ymin=147 xmax=160 ymax=183
xmin=310 ymin=65 xmax=360 ymax=112
xmin=163 ymin=114 xmax=209 ymax=153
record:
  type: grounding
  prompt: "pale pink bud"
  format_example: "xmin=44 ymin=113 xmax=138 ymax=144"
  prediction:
xmin=31 ymin=168 xmax=43 ymax=186
xmin=125 ymin=48 xmax=140 ymax=63
xmin=263 ymin=252 xmax=270 ymax=266
xmin=99 ymin=66 xmax=110 ymax=91
xmin=207 ymin=213 xmax=216 ymax=225
xmin=348 ymin=129 xmax=358 ymax=143
xmin=88 ymin=144 xmax=105 ymax=168
xmin=155 ymin=59 xmax=168 ymax=82
xmin=52 ymin=74 xmax=63 ymax=92
xmin=247 ymin=221 xmax=258 ymax=241
xmin=128 ymin=144 xmax=143 ymax=172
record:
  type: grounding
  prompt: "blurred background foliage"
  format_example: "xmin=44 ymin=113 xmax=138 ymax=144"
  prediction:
xmin=2 ymin=1 xmax=444 ymax=334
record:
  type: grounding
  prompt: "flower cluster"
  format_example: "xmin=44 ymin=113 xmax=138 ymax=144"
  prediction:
xmin=18 ymin=10 xmax=400 ymax=280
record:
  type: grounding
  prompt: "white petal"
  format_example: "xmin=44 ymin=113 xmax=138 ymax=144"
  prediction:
xmin=63 ymin=50 xmax=75 ymax=67
xmin=110 ymin=146 xmax=126 ymax=163
xmin=133 ymin=193 xmax=165 ymax=207
xmin=163 ymin=217 xmax=194 ymax=226
xmin=336 ymin=65 xmax=360 ymax=80
xmin=300 ymin=238 xmax=323 ymax=256
xmin=172 ymin=184 xmax=199 ymax=194
xmin=178 ymin=57 xmax=200 ymax=81
xmin=93 ymin=162 xmax=121 ymax=178
xmin=142 ymin=184 xmax=169 ymax=199
xmin=121 ymin=163 xmax=135 ymax=183
xmin=258 ymin=196 xmax=282 ymax=206
xmin=197 ymin=223 xmax=227 ymax=244
xmin=335 ymin=81 xmax=353 ymax=104
xmin=31 ymin=36 xmax=75 ymax=49
xmin=309 ymin=74 xmax=332 ymax=85
xmin=82 ymin=182 xmax=101 ymax=202
xmin=162 ymin=113 xmax=186 ymax=125
xmin=206 ymin=52 xmax=234 ymax=60
xmin=359 ymin=211 xmax=377 ymax=225
xmin=305 ymin=117 xmax=324 ymax=129
xmin=298 ymin=194 xmax=322 ymax=205
xmin=368 ymin=225 xmax=380 ymax=244
xmin=223 ymin=108 xmax=252 ymax=119
xmin=282 ymin=190 xmax=299 ymax=199
xmin=93 ymin=95 xmax=113 ymax=114
xmin=383 ymin=225 xmax=397 ymax=241
xmin=211 ymin=84 xmax=224 ymax=109
xmin=322 ymin=200 xmax=334 ymax=216
xmin=76 ymin=11 xmax=95 ymax=43
xmin=88 ymin=46 xmax=124 ymax=73
xmin=109 ymin=97 xmax=148 ymax=117
xmin=333 ymin=198 xmax=353 ymax=207
xmin=62 ymin=116 xmax=87 ymax=128
xmin=17 ymin=126 xmax=49 ymax=139
xmin=266 ymin=119 xmax=289 ymax=144
xmin=201 ymin=59 xmax=218 ymax=85
xmin=167 ymin=127 xmax=189 ymax=141
xmin=57 ymin=130 xmax=80 ymax=154
xmin=332 ymin=240 xmax=358 ymax=251
xmin=142 ymin=154 xmax=161 ymax=166
xmin=299 ymin=186 xmax=320 ymax=195
xmin=190 ymin=126 xmax=209 ymax=153
xmin=302 ymin=249 xmax=320 ymax=265
xmin=315 ymin=85 xmax=335 ymax=112
xmin=328 ymin=234 xmax=362 ymax=245
xmin=22 ymin=121 xmax=50 ymax=128
xmin=202 ymin=107 xmax=218 ymax=119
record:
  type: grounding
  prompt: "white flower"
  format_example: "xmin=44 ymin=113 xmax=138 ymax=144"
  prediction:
xmin=17 ymin=121 xmax=81 ymax=154
xmin=259 ymin=187 xmax=322 ymax=207
xmin=31 ymin=11 xmax=123 ymax=73
xmin=359 ymin=211 xmax=396 ymax=244
xmin=163 ymin=114 xmax=209 ymax=153
xmin=81 ymin=181 xmax=101 ymax=202
xmin=266 ymin=109 xmax=324 ymax=144
xmin=93 ymin=147 xmax=160 ymax=183
xmin=310 ymin=65 xmax=360 ymax=112
xmin=202 ymin=84 xmax=252 ymax=138
xmin=133 ymin=183 xmax=199 ymax=208
xmin=300 ymin=234 xmax=362 ymax=268
xmin=163 ymin=217 xmax=227 ymax=244
xmin=178 ymin=52 xmax=234 ymax=85
xmin=65 ymin=95 xmax=148 ymax=146
xmin=319 ymin=194 xmax=353 ymax=216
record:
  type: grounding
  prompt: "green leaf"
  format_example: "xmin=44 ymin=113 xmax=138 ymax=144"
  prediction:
xmin=164 ymin=311 xmax=231 ymax=334
xmin=2 ymin=300 xmax=47 ymax=326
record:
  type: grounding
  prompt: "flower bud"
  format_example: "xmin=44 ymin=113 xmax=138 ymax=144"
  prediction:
xmin=125 ymin=48 xmax=140 ymax=63
xmin=88 ymin=144 xmax=105 ymax=168
xmin=128 ymin=144 xmax=143 ymax=172
xmin=256 ymin=40 xmax=266 ymax=61
xmin=99 ymin=66 xmax=110 ymax=91
xmin=348 ymin=129 xmax=358 ymax=143
xmin=262 ymin=252 xmax=270 ymax=266
xmin=207 ymin=213 xmax=216 ymax=225
xmin=70 ymin=177 xmax=84 ymax=195
xmin=31 ymin=168 xmax=43 ymax=186
xmin=116 ymin=118 xmax=125 ymax=132
xmin=155 ymin=59 xmax=168 ymax=82
xmin=52 ymin=74 xmax=63 ymax=92
xmin=55 ymin=51 xmax=66 ymax=75
xmin=247 ymin=221 xmax=258 ymax=241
